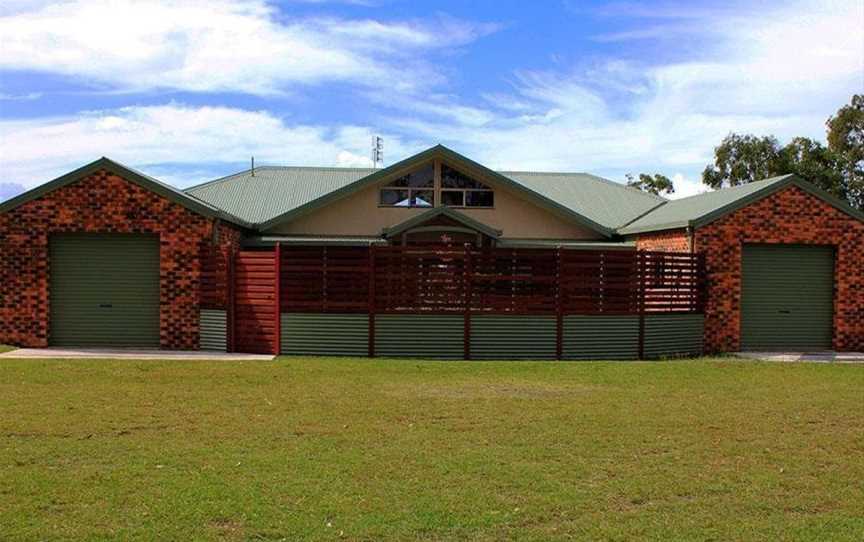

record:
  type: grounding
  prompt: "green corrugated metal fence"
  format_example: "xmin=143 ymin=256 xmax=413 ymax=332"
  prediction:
xmin=200 ymin=309 xmax=228 ymax=351
xmin=282 ymin=313 xmax=368 ymax=356
xmin=470 ymin=315 xmax=557 ymax=360
xmin=563 ymin=316 xmax=640 ymax=360
xmin=375 ymin=315 xmax=464 ymax=359
xmin=643 ymin=314 xmax=704 ymax=358
xmin=277 ymin=312 xmax=704 ymax=359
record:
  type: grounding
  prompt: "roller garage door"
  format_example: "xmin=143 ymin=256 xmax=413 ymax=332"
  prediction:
xmin=741 ymin=244 xmax=835 ymax=351
xmin=49 ymin=234 xmax=160 ymax=347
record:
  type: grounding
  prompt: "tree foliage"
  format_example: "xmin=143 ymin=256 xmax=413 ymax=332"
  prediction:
xmin=626 ymin=173 xmax=675 ymax=196
xmin=701 ymin=95 xmax=864 ymax=209
xmin=702 ymin=134 xmax=782 ymax=188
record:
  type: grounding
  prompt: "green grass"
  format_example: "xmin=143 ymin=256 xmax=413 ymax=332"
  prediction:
xmin=1 ymin=357 xmax=862 ymax=541
xmin=0 ymin=344 xmax=15 ymax=353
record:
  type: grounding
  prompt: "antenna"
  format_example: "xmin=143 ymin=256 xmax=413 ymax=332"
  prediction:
xmin=251 ymin=156 xmax=255 ymax=177
xmin=371 ymin=136 xmax=383 ymax=169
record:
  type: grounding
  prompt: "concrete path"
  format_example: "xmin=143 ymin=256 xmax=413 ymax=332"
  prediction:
xmin=735 ymin=351 xmax=864 ymax=363
xmin=0 ymin=347 xmax=274 ymax=361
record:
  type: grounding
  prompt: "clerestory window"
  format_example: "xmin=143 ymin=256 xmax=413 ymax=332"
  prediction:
xmin=379 ymin=164 xmax=434 ymax=207
xmin=440 ymin=165 xmax=494 ymax=208
xmin=378 ymin=162 xmax=495 ymax=208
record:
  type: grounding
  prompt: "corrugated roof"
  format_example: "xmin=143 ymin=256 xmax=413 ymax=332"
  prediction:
xmin=500 ymin=171 xmax=665 ymax=229
xmin=185 ymin=160 xmax=664 ymax=231
xmin=185 ymin=166 xmax=375 ymax=225
xmin=618 ymin=175 xmax=794 ymax=234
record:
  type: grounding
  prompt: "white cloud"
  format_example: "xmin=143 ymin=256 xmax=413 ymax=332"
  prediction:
xmin=1 ymin=0 xmax=861 ymax=199
xmin=0 ymin=0 xmax=495 ymax=95
xmin=0 ymin=103 xmax=420 ymax=188
xmin=379 ymin=0 xmax=863 ymax=186
xmin=668 ymin=173 xmax=707 ymax=200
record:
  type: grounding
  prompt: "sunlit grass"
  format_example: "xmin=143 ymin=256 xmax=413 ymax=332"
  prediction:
xmin=1 ymin=356 xmax=862 ymax=541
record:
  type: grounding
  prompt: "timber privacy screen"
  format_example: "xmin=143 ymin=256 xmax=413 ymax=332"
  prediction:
xmin=218 ymin=245 xmax=706 ymax=360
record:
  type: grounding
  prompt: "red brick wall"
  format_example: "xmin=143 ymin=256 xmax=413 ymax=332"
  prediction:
xmin=0 ymin=169 xmax=242 ymax=349
xmin=634 ymin=229 xmax=691 ymax=252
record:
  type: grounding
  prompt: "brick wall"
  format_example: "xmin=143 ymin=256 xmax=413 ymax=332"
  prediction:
xmin=0 ymin=169 xmax=243 ymax=349
xmin=636 ymin=185 xmax=864 ymax=353
xmin=634 ymin=229 xmax=691 ymax=252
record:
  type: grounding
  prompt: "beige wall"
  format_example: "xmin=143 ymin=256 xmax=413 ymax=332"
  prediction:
xmin=266 ymin=174 xmax=600 ymax=240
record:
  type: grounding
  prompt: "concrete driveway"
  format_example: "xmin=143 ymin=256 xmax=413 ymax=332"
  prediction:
xmin=0 ymin=347 xmax=274 ymax=361
xmin=736 ymin=351 xmax=864 ymax=363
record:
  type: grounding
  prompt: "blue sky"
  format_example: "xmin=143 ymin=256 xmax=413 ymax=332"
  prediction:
xmin=1 ymin=0 xmax=862 ymax=201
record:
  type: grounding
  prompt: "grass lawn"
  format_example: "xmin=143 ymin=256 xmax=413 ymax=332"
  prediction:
xmin=1 ymin=356 xmax=862 ymax=541
xmin=0 ymin=344 xmax=15 ymax=353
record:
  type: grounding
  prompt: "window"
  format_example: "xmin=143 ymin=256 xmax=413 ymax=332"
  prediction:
xmin=379 ymin=164 xmax=434 ymax=207
xmin=441 ymin=165 xmax=494 ymax=207
xmin=378 ymin=162 xmax=494 ymax=208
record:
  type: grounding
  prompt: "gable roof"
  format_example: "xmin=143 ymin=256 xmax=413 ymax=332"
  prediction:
xmin=185 ymin=145 xmax=665 ymax=236
xmin=0 ymin=157 xmax=253 ymax=227
xmin=618 ymin=174 xmax=864 ymax=235
xmin=382 ymin=206 xmax=503 ymax=239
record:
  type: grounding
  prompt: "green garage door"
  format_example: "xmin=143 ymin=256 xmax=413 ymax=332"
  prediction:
xmin=50 ymin=234 xmax=160 ymax=347
xmin=741 ymin=244 xmax=835 ymax=351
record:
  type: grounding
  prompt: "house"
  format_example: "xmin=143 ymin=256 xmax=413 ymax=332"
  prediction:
xmin=1 ymin=145 xmax=862 ymax=357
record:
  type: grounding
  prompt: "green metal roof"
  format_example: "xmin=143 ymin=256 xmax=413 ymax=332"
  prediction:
xmin=618 ymin=174 xmax=864 ymax=234
xmin=0 ymin=157 xmax=254 ymax=228
xmin=184 ymin=166 xmax=374 ymax=226
xmin=185 ymin=145 xmax=664 ymax=234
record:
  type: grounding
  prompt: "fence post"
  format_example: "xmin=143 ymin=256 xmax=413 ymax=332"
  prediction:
xmin=637 ymin=251 xmax=646 ymax=360
xmin=464 ymin=244 xmax=472 ymax=360
xmin=273 ymin=243 xmax=281 ymax=356
xmin=368 ymin=244 xmax=376 ymax=357
xmin=228 ymin=248 xmax=235 ymax=353
xmin=556 ymin=247 xmax=563 ymax=360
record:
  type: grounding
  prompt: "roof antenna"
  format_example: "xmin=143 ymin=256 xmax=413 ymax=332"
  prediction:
xmin=371 ymin=136 xmax=383 ymax=169
xmin=251 ymin=156 xmax=255 ymax=177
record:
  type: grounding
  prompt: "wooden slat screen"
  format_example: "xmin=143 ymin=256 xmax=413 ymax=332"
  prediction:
xmin=277 ymin=245 xmax=704 ymax=315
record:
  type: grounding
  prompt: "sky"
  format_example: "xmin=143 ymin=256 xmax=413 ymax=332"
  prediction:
xmin=1 ymin=0 xmax=862 ymax=202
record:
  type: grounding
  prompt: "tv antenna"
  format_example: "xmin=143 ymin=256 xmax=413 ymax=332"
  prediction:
xmin=371 ymin=136 xmax=383 ymax=168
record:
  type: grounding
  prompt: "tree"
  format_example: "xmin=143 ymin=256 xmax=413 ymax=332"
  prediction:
xmin=699 ymin=96 xmax=864 ymax=209
xmin=778 ymin=137 xmax=845 ymax=199
xmin=826 ymin=94 xmax=864 ymax=208
xmin=626 ymin=173 xmax=675 ymax=196
xmin=701 ymin=134 xmax=782 ymax=189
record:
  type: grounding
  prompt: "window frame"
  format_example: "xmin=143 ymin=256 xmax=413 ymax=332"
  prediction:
xmin=377 ymin=160 xmax=495 ymax=209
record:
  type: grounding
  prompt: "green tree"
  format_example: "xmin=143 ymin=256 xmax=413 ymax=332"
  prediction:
xmin=701 ymin=134 xmax=782 ymax=189
xmin=626 ymin=173 xmax=675 ymax=196
xmin=777 ymin=137 xmax=845 ymax=199
xmin=826 ymin=94 xmax=864 ymax=208
xmin=699 ymin=96 xmax=864 ymax=209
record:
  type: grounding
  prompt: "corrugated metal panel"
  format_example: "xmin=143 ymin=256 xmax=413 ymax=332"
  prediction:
xmin=501 ymin=171 xmax=664 ymax=230
xmin=282 ymin=313 xmax=368 ymax=356
xmin=619 ymin=175 xmax=793 ymax=234
xmin=644 ymin=314 xmax=704 ymax=358
xmin=375 ymin=314 xmax=463 ymax=359
xmin=741 ymin=245 xmax=834 ymax=350
xmin=185 ymin=167 xmax=374 ymax=226
xmin=49 ymin=234 xmax=160 ymax=347
xmin=562 ymin=315 xmax=639 ymax=360
xmin=471 ymin=315 xmax=556 ymax=360
xmin=200 ymin=309 xmax=227 ymax=351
